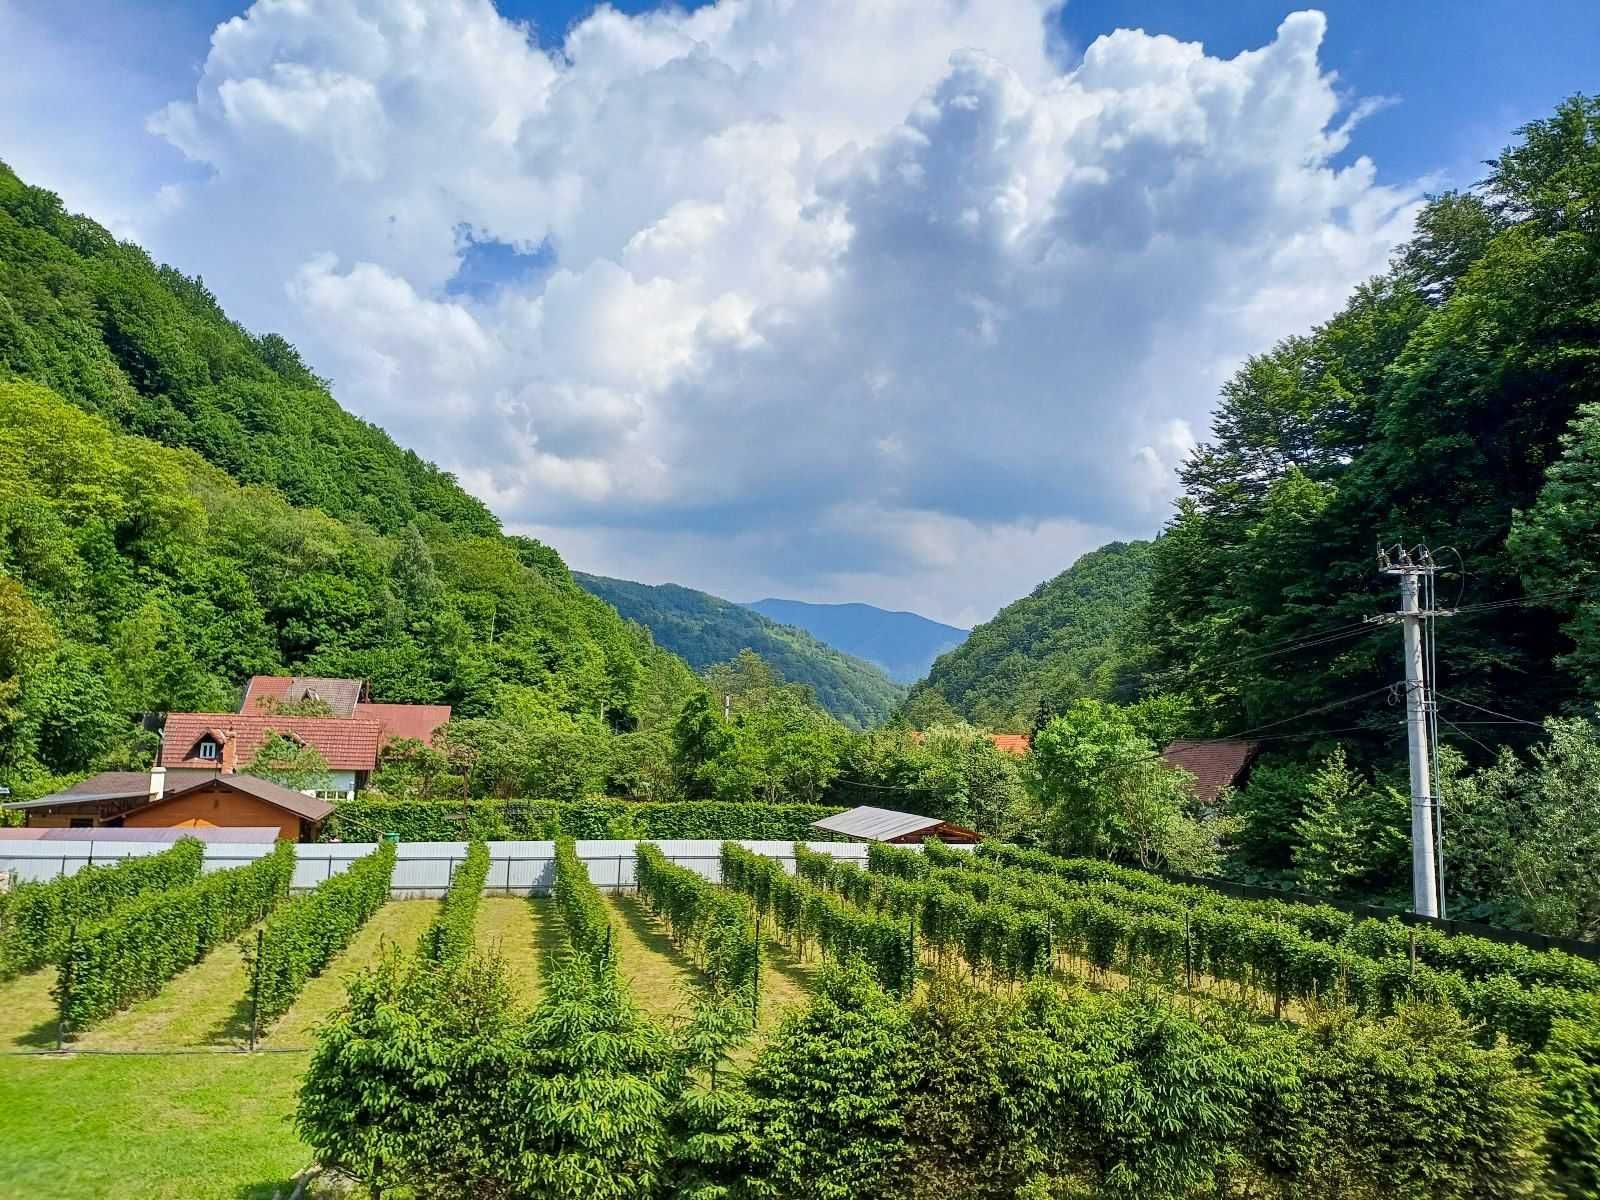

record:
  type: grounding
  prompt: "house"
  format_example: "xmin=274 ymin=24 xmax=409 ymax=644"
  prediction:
xmin=159 ymin=713 xmax=383 ymax=798
xmin=909 ymin=730 xmax=1031 ymax=756
xmin=1160 ymin=740 xmax=1260 ymax=803
xmin=2 ymin=767 xmax=331 ymax=841
xmin=811 ymin=805 xmax=982 ymax=845
xmin=156 ymin=677 xmax=452 ymax=799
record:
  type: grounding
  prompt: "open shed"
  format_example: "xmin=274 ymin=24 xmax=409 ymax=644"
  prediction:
xmin=810 ymin=805 xmax=981 ymax=845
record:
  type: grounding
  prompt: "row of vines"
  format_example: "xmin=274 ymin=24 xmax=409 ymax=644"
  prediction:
xmin=55 ymin=841 xmax=296 ymax=1031
xmin=552 ymin=836 xmax=612 ymax=965
xmin=0 ymin=839 xmax=205 ymax=978
xmin=635 ymin=842 xmax=759 ymax=1001
xmin=719 ymin=843 xmax=916 ymax=995
xmin=419 ymin=840 xmax=490 ymax=967
xmin=243 ymin=840 xmax=398 ymax=1034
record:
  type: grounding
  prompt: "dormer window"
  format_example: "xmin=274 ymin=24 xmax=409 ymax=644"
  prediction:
xmin=197 ymin=738 xmax=220 ymax=761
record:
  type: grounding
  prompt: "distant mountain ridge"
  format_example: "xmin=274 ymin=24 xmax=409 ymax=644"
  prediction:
xmin=575 ymin=574 xmax=904 ymax=728
xmin=745 ymin=598 xmax=968 ymax=684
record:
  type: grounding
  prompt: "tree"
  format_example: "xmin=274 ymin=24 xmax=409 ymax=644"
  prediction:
xmin=1290 ymin=748 xmax=1408 ymax=896
xmin=246 ymin=732 xmax=334 ymax=793
xmin=672 ymin=693 xmax=734 ymax=801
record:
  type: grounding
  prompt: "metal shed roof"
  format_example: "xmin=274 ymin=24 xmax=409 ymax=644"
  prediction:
xmin=810 ymin=806 xmax=946 ymax=842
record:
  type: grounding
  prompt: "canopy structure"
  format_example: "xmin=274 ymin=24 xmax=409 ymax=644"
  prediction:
xmin=810 ymin=805 xmax=981 ymax=845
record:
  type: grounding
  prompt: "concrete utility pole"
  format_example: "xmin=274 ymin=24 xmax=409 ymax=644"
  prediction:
xmin=724 ymin=693 xmax=731 ymax=722
xmin=1371 ymin=545 xmax=1450 ymax=918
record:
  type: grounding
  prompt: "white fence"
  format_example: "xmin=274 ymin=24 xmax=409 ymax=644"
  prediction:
xmin=0 ymin=839 xmax=877 ymax=896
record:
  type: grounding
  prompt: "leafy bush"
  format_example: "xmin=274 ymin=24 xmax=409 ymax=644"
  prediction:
xmin=636 ymin=843 xmax=758 ymax=1000
xmin=243 ymin=840 xmax=397 ymax=1032
xmin=419 ymin=840 xmax=488 ymax=967
xmin=57 ymin=841 xmax=294 ymax=1030
xmin=0 ymin=838 xmax=204 ymax=978
xmin=323 ymin=797 xmax=846 ymax=842
xmin=553 ymin=836 xmax=612 ymax=965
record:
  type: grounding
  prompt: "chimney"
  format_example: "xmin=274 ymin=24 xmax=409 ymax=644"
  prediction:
xmin=220 ymin=732 xmax=237 ymax=774
xmin=149 ymin=765 xmax=166 ymax=802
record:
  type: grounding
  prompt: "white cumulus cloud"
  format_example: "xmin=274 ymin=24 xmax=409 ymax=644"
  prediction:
xmin=51 ymin=1 xmax=1427 ymax=622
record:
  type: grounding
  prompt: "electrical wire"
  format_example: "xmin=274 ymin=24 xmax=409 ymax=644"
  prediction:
xmin=1434 ymin=691 xmax=1547 ymax=729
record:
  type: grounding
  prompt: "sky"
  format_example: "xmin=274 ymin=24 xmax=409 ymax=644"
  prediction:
xmin=2 ymin=1 xmax=1597 ymax=627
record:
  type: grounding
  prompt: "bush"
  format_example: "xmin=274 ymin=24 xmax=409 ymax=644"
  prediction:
xmin=57 ymin=841 xmax=294 ymax=1030
xmin=0 ymin=838 xmax=205 ymax=978
xmin=636 ymin=842 xmax=758 ymax=1000
xmin=322 ymin=797 xmax=846 ymax=842
xmin=419 ymin=840 xmax=489 ymax=967
xmin=243 ymin=841 xmax=397 ymax=1032
xmin=553 ymin=836 xmax=611 ymax=964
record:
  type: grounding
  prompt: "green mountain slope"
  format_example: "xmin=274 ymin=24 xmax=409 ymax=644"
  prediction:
xmin=745 ymin=598 xmax=967 ymax=683
xmin=906 ymin=540 xmax=1153 ymax=729
xmin=576 ymin=574 xmax=904 ymax=728
xmin=0 ymin=164 xmax=701 ymax=799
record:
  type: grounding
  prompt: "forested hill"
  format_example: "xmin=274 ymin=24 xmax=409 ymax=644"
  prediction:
xmin=0 ymin=163 xmax=704 ymax=799
xmin=576 ymin=574 xmax=904 ymax=728
xmin=745 ymin=598 xmax=967 ymax=683
xmin=903 ymin=540 xmax=1153 ymax=729
xmin=0 ymin=164 xmax=496 ymax=539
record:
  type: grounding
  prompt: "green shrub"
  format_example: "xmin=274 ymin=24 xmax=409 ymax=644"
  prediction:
xmin=244 ymin=841 xmax=397 ymax=1032
xmin=0 ymin=839 xmax=205 ymax=978
xmin=420 ymin=840 xmax=489 ymax=967
xmin=57 ymin=841 xmax=294 ymax=1030
xmin=553 ymin=836 xmax=611 ymax=965
xmin=636 ymin=842 xmax=758 ymax=1000
xmin=322 ymin=797 xmax=845 ymax=842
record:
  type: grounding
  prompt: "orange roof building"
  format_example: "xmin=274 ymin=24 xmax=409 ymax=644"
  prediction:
xmin=1160 ymin=740 xmax=1260 ymax=803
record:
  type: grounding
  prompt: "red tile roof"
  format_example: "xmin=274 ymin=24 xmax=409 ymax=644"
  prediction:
xmin=354 ymin=702 xmax=452 ymax=748
xmin=1160 ymin=740 xmax=1260 ymax=804
xmin=160 ymin=714 xmax=382 ymax=771
xmin=988 ymin=733 xmax=1031 ymax=756
xmin=241 ymin=676 xmax=365 ymax=717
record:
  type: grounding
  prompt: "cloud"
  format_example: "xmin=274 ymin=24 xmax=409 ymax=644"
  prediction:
xmin=66 ymin=1 xmax=1426 ymax=623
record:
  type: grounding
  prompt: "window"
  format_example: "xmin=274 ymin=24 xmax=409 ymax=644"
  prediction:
xmin=69 ymin=818 xmax=94 ymax=829
xmin=197 ymin=739 xmax=219 ymax=761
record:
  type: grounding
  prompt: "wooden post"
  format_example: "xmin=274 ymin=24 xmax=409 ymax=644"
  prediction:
xmin=248 ymin=928 xmax=265 ymax=1052
xmin=752 ymin=913 xmax=762 ymax=1023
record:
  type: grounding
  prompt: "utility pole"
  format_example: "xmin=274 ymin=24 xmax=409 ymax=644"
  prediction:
xmin=723 ymin=693 xmax=731 ymax=722
xmin=1369 ymin=545 xmax=1451 ymax=918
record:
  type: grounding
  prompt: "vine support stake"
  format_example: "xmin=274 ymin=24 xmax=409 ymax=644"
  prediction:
xmin=57 ymin=921 xmax=76 ymax=1052
xmin=248 ymin=927 xmax=265 ymax=1052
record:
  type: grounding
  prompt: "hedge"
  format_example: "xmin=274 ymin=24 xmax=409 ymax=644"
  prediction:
xmin=553 ymin=836 xmax=611 ymax=965
xmin=321 ymin=798 xmax=846 ymax=842
xmin=243 ymin=841 xmax=397 ymax=1033
xmin=636 ymin=842 xmax=758 ymax=999
xmin=419 ymin=840 xmax=489 ymax=967
xmin=0 ymin=839 xmax=205 ymax=978
xmin=57 ymin=841 xmax=295 ymax=1031
xmin=720 ymin=843 xmax=917 ymax=995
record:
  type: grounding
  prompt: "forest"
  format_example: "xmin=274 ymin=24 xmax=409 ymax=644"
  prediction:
xmin=575 ymin=573 xmax=905 ymax=728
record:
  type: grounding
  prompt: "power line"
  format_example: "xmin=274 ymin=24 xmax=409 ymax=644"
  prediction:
xmin=1434 ymin=691 xmax=1547 ymax=729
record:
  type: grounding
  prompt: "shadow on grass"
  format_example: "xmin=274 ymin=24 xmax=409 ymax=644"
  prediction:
xmin=16 ymin=1015 xmax=61 ymax=1050
xmin=531 ymin=897 xmax=567 ymax=990
xmin=759 ymin=938 xmax=815 ymax=1001
xmin=206 ymin=992 xmax=258 ymax=1049
xmin=234 ymin=1182 xmax=294 ymax=1200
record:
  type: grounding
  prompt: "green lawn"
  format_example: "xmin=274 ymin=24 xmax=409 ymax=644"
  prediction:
xmin=474 ymin=897 xmax=545 ymax=1003
xmin=75 ymin=926 xmax=260 ymax=1051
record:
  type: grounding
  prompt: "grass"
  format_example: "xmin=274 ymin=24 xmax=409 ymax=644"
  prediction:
xmin=0 ymin=1053 xmax=311 ymax=1199
xmin=473 ymin=897 xmax=544 ymax=1002
xmin=605 ymin=893 xmax=703 ymax=1023
xmin=264 ymin=899 xmax=438 ymax=1048
xmin=0 ymin=963 xmax=61 ymax=1050
xmin=74 ymin=927 xmax=261 ymax=1052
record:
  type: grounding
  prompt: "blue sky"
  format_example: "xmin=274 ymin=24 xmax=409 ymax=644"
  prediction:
xmin=3 ymin=1 xmax=1596 ymax=624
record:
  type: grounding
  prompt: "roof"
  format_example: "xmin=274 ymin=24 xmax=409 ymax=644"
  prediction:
xmin=241 ymin=676 xmax=365 ymax=718
xmin=3 ymin=770 xmax=331 ymax=824
xmin=811 ymin=806 xmax=947 ymax=842
xmin=160 ymin=714 xmax=382 ymax=771
xmin=354 ymin=702 xmax=452 ymax=747
xmin=1161 ymin=740 xmax=1261 ymax=804
xmin=165 ymin=773 xmax=333 ymax=823
xmin=0 ymin=826 xmax=283 ymax=843
xmin=1 ymin=769 xmax=217 ymax=810
xmin=988 ymin=733 xmax=1030 ymax=755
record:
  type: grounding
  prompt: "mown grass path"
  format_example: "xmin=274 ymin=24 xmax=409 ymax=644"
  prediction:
xmin=0 ymin=965 xmax=60 ymax=1050
xmin=74 ymin=927 xmax=261 ymax=1052
xmin=474 ymin=897 xmax=544 ymax=1004
xmin=264 ymin=898 xmax=438 ymax=1048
